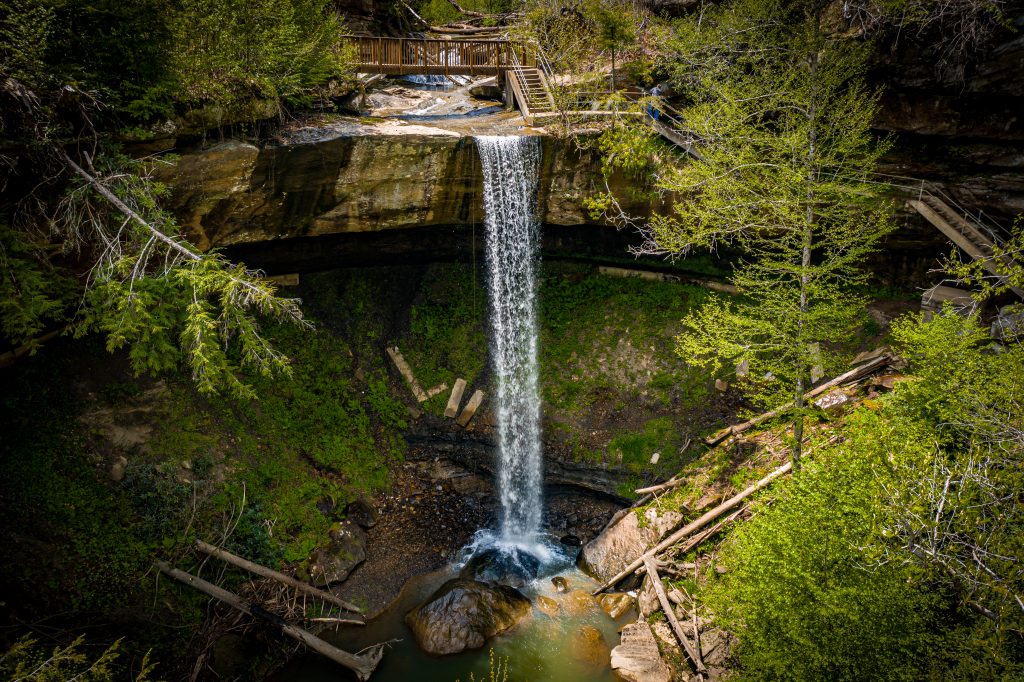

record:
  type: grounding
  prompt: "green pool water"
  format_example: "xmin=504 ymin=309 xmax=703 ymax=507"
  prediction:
xmin=276 ymin=541 xmax=629 ymax=682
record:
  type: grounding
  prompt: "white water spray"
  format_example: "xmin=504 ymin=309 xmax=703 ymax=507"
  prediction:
xmin=476 ymin=135 xmax=543 ymax=544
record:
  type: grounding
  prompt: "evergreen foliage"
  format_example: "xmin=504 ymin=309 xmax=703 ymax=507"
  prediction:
xmin=597 ymin=0 xmax=895 ymax=464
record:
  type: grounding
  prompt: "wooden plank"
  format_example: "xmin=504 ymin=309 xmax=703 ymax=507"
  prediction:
xmin=456 ymin=389 xmax=485 ymax=427
xmin=444 ymin=378 xmax=468 ymax=418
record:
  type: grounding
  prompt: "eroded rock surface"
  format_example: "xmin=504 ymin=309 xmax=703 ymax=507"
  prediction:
xmin=405 ymin=578 xmax=531 ymax=655
xmin=610 ymin=621 xmax=672 ymax=682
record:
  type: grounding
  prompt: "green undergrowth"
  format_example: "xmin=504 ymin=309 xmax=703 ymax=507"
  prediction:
xmin=400 ymin=263 xmax=488 ymax=413
xmin=539 ymin=263 xmax=714 ymax=411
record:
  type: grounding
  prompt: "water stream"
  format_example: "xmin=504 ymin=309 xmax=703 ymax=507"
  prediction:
xmin=477 ymin=135 xmax=544 ymax=545
xmin=277 ymin=135 xmax=623 ymax=681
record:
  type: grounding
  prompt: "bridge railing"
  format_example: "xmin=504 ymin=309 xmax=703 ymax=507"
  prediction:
xmin=344 ymin=36 xmax=533 ymax=76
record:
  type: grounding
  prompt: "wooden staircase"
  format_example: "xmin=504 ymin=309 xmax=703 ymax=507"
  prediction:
xmin=908 ymin=193 xmax=1024 ymax=298
xmin=507 ymin=66 xmax=555 ymax=124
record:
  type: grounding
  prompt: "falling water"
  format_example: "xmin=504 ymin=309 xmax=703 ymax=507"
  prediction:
xmin=476 ymin=135 xmax=543 ymax=544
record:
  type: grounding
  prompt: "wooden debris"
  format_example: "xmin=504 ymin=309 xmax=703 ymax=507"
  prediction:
xmin=195 ymin=540 xmax=363 ymax=615
xmin=594 ymin=462 xmax=792 ymax=595
xmin=635 ymin=477 xmax=685 ymax=496
xmin=156 ymin=562 xmax=383 ymax=680
xmin=444 ymin=378 xmax=467 ymax=418
xmin=423 ymin=383 xmax=449 ymax=401
xmin=386 ymin=347 xmax=428 ymax=402
xmin=644 ymin=556 xmax=707 ymax=677
xmin=456 ymin=389 xmax=485 ymax=427
xmin=705 ymin=354 xmax=890 ymax=446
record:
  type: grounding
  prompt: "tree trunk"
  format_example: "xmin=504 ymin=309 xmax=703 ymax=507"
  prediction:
xmin=794 ymin=47 xmax=820 ymax=470
xmin=643 ymin=556 xmax=707 ymax=677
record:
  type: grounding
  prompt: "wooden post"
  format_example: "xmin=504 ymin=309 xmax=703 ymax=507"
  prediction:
xmin=156 ymin=562 xmax=383 ymax=681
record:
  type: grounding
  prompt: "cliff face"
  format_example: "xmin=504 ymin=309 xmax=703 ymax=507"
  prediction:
xmin=872 ymin=13 xmax=1024 ymax=221
xmin=156 ymin=120 xmax=656 ymax=250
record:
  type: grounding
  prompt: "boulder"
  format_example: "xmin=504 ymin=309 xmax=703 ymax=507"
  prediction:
xmin=610 ymin=621 xmax=672 ymax=682
xmin=570 ymin=625 xmax=611 ymax=668
xmin=579 ymin=508 xmax=683 ymax=583
xmin=597 ymin=592 xmax=634 ymax=619
xmin=307 ymin=520 xmax=367 ymax=586
xmin=459 ymin=547 xmax=540 ymax=588
xmin=535 ymin=595 xmax=560 ymax=617
xmin=345 ymin=498 xmax=378 ymax=529
xmin=405 ymin=579 xmax=531 ymax=655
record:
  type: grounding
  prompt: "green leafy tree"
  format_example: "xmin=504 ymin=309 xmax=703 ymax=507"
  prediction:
xmin=599 ymin=0 xmax=894 ymax=465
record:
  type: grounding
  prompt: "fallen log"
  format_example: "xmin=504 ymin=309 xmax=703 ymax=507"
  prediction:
xmin=705 ymin=354 xmax=891 ymax=446
xmin=643 ymin=556 xmax=707 ymax=677
xmin=156 ymin=562 xmax=383 ymax=680
xmin=594 ymin=461 xmax=792 ymax=594
xmin=195 ymin=540 xmax=363 ymax=615
xmin=636 ymin=506 xmax=746 ymax=580
xmin=635 ymin=478 xmax=685 ymax=495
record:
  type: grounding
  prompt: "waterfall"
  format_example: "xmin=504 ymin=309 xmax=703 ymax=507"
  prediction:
xmin=476 ymin=135 xmax=543 ymax=544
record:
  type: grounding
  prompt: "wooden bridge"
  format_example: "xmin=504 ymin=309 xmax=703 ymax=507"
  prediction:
xmin=346 ymin=36 xmax=530 ymax=76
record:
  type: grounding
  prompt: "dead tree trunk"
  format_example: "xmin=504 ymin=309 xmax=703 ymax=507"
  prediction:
xmin=643 ymin=556 xmax=707 ymax=678
xmin=156 ymin=562 xmax=383 ymax=681
xmin=195 ymin=540 xmax=363 ymax=615
xmin=594 ymin=461 xmax=792 ymax=594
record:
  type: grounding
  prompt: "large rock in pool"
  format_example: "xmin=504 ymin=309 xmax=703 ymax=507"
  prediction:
xmin=405 ymin=579 xmax=531 ymax=655
xmin=459 ymin=547 xmax=540 ymax=588
xmin=307 ymin=520 xmax=367 ymax=586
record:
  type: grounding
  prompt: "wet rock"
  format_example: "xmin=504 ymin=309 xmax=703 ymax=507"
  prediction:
xmin=307 ymin=520 xmax=367 ymax=586
xmin=345 ymin=498 xmax=378 ymax=529
xmin=570 ymin=625 xmax=611 ymax=667
xmin=579 ymin=508 xmax=683 ymax=584
xmin=561 ymin=589 xmax=599 ymax=616
xmin=535 ymin=595 xmax=560 ymax=617
xmin=560 ymin=534 xmax=582 ymax=547
xmin=597 ymin=592 xmax=634 ymax=619
xmin=405 ymin=578 xmax=531 ymax=655
xmin=459 ymin=547 xmax=540 ymax=588
xmin=610 ymin=621 xmax=672 ymax=682
xmin=551 ymin=576 xmax=569 ymax=592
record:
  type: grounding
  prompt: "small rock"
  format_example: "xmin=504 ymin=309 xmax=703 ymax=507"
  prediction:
xmin=109 ymin=456 xmax=128 ymax=482
xmin=649 ymin=451 xmax=660 ymax=465
xmin=597 ymin=592 xmax=634 ymax=619
xmin=560 ymin=534 xmax=582 ymax=548
xmin=345 ymin=498 xmax=378 ymax=529
xmin=814 ymin=389 xmax=850 ymax=414
xmin=561 ymin=589 xmax=599 ymax=616
xmin=535 ymin=595 xmax=560 ymax=617
xmin=551 ymin=576 xmax=569 ymax=592
xmin=570 ymin=625 xmax=610 ymax=667
xmin=714 ymin=378 xmax=728 ymax=392
xmin=638 ymin=578 xmax=659 ymax=617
